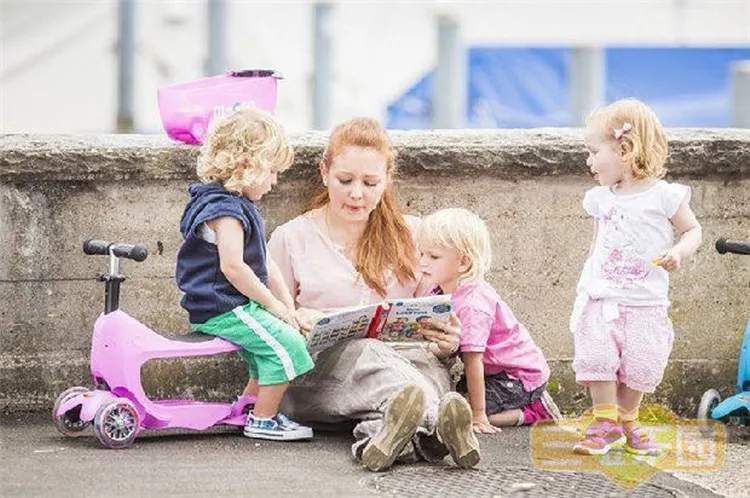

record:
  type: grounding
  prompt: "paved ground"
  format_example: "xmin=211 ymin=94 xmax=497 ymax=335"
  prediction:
xmin=1 ymin=412 xmax=747 ymax=497
xmin=671 ymin=429 xmax=750 ymax=498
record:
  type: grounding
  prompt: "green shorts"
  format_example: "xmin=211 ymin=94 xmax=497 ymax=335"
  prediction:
xmin=194 ymin=301 xmax=314 ymax=386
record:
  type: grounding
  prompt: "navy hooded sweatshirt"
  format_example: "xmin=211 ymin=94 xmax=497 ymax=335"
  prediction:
xmin=175 ymin=183 xmax=268 ymax=324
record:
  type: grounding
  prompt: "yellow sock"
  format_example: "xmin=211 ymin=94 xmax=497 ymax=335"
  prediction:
xmin=593 ymin=403 xmax=618 ymax=422
xmin=619 ymin=407 xmax=639 ymax=423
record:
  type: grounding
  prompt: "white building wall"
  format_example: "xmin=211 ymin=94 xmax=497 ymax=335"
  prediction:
xmin=1 ymin=0 xmax=749 ymax=134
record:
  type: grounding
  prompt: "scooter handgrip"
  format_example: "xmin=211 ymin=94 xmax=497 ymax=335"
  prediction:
xmin=111 ymin=243 xmax=149 ymax=262
xmin=715 ymin=238 xmax=750 ymax=255
xmin=83 ymin=239 xmax=112 ymax=256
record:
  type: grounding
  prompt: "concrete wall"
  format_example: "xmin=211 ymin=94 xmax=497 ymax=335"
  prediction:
xmin=1 ymin=130 xmax=749 ymax=416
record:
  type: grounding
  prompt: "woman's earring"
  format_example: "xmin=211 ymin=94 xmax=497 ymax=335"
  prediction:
xmin=323 ymin=179 xmax=328 ymax=186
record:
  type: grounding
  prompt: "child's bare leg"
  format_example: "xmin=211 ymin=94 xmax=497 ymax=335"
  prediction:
xmin=616 ymin=383 xmax=659 ymax=454
xmin=488 ymin=409 xmax=523 ymax=427
xmin=617 ymin=383 xmax=645 ymax=431
xmin=588 ymin=381 xmax=618 ymax=421
xmin=242 ymin=378 xmax=259 ymax=396
xmin=617 ymin=383 xmax=644 ymax=417
xmin=589 ymin=381 xmax=617 ymax=412
xmin=252 ymin=382 xmax=289 ymax=418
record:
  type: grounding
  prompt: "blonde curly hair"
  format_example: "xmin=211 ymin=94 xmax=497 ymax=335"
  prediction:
xmin=418 ymin=208 xmax=493 ymax=284
xmin=587 ymin=98 xmax=669 ymax=181
xmin=197 ymin=107 xmax=294 ymax=194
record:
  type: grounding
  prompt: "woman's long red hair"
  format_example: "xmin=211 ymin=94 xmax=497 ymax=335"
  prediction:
xmin=307 ymin=118 xmax=416 ymax=296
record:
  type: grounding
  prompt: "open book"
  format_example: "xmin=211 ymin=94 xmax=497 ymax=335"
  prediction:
xmin=305 ymin=295 xmax=453 ymax=353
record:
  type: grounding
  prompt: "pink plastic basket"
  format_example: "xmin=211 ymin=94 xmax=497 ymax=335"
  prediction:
xmin=157 ymin=69 xmax=282 ymax=145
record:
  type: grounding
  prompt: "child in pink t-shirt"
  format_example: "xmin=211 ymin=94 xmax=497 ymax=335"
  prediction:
xmin=418 ymin=208 xmax=562 ymax=433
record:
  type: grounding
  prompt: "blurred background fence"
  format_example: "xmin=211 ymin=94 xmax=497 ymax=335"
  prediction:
xmin=2 ymin=0 xmax=750 ymax=134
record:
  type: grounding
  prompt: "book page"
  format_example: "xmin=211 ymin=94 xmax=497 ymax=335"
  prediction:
xmin=377 ymin=295 xmax=453 ymax=342
xmin=305 ymin=303 xmax=380 ymax=353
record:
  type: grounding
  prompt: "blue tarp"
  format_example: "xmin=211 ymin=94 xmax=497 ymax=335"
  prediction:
xmin=386 ymin=47 xmax=750 ymax=129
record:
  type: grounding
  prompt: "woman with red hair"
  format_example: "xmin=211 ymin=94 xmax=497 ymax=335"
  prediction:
xmin=268 ymin=118 xmax=480 ymax=472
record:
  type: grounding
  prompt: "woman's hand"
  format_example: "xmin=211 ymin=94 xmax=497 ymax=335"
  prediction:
xmin=295 ymin=307 xmax=326 ymax=332
xmin=472 ymin=413 xmax=501 ymax=434
xmin=421 ymin=313 xmax=461 ymax=357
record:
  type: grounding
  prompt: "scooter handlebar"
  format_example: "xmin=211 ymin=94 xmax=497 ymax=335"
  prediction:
xmin=83 ymin=239 xmax=149 ymax=262
xmin=715 ymin=238 xmax=750 ymax=256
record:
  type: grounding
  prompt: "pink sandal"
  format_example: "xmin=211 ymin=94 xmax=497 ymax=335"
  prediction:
xmin=624 ymin=424 xmax=661 ymax=455
xmin=573 ymin=419 xmax=626 ymax=456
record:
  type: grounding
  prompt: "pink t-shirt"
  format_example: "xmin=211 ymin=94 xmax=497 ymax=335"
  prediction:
xmin=267 ymin=211 xmax=427 ymax=312
xmin=455 ymin=280 xmax=550 ymax=392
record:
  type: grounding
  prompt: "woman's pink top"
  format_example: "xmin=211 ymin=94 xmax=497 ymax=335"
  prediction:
xmin=267 ymin=210 xmax=426 ymax=313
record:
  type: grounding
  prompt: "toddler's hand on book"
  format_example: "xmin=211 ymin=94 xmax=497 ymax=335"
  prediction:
xmin=267 ymin=299 xmax=298 ymax=330
xmin=472 ymin=414 xmax=501 ymax=434
xmin=287 ymin=307 xmax=304 ymax=335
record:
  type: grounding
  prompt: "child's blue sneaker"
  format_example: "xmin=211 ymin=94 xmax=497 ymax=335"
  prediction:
xmin=243 ymin=412 xmax=313 ymax=441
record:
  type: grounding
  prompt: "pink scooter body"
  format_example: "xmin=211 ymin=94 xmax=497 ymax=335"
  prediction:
xmin=52 ymin=240 xmax=264 ymax=449
xmin=158 ymin=69 xmax=281 ymax=145
xmin=56 ymin=310 xmax=252 ymax=431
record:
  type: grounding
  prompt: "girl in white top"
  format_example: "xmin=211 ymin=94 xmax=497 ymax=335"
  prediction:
xmin=570 ymin=99 xmax=702 ymax=457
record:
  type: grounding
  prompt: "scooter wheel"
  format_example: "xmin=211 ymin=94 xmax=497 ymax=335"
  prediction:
xmin=93 ymin=398 xmax=141 ymax=449
xmin=697 ymin=389 xmax=724 ymax=436
xmin=697 ymin=389 xmax=721 ymax=422
xmin=52 ymin=386 xmax=91 ymax=436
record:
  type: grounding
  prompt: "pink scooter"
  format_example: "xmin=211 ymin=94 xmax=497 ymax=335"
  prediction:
xmin=52 ymin=239 xmax=255 ymax=449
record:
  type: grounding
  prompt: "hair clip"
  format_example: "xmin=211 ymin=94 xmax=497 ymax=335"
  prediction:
xmin=613 ymin=122 xmax=633 ymax=140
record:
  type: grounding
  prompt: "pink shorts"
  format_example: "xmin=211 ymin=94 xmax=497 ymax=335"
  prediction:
xmin=572 ymin=299 xmax=674 ymax=393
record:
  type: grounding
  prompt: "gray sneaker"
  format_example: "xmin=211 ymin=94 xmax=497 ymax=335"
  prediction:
xmin=362 ymin=383 xmax=426 ymax=472
xmin=436 ymin=392 xmax=481 ymax=468
xmin=539 ymin=391 xmax=563 ymax=421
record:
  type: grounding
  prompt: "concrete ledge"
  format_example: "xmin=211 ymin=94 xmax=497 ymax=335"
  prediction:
xmin=2 ymin=129 xmax=750 ymax=182
xmin=1 ymin=131 xmax=749 ymax=415
xmin=1 ymin=353 xmax=736 ymax=419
